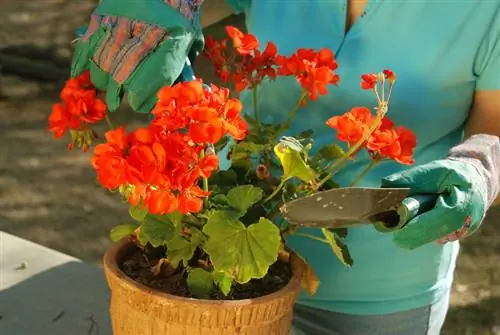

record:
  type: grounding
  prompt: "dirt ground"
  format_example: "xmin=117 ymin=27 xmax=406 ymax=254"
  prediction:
xmin=0 ymin=1 xmax=499 ymax=334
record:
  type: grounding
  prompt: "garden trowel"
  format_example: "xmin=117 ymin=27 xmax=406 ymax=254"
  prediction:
xmin=280 ymin=187 xmax=438 ymax=232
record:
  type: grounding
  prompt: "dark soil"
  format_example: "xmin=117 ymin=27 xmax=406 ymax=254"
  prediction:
xmin=120 ymin=244 xmax=293 ymax=300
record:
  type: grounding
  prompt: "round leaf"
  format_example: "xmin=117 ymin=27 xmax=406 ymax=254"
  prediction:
xmin=213 ymin=271 xmax=233 ymax=296
xmin=203 ymin=214 xmax=281 ymax=284
xmin=110 ymin=224 xmax=138 ymax=242
xmin=226 ymin=185 xmax=264 ymax=213
xmin=138 ymin=215 xmax=175 ymax=247
xmin=166 ymin=228 xmax=205 ymax=268
xmin=187 ymin=268 xmax=214 ymax=299
xmin=274 ymin=144 xmax=316 ymax=183
xmin=129 ymin=205 xmax=148 ymax=222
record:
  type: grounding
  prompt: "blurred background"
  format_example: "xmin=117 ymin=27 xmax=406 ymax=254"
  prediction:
xmin=0 ymin=1 xmax=498 ymax=334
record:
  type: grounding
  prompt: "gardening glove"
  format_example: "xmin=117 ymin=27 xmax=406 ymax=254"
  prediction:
xmin=71 ymin=0 xmax=205 ymax=114
xmin=381 ymin=134 xmax=500 ymax=250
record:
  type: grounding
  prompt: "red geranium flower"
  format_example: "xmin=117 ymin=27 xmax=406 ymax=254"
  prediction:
xmin=225 ymin=26 xmax=259 ymax=55
xmin=367 ymin=117 xmax=416 ymax=164
xmin=361 ymin=73 xmax=378 ymax=90
xmin=277 ymin=48 xmax=340 ymax=100
xmin=326 ymin=107 xmax=374 ymax=146
xmin=48 ymin=71 xmax=107 ymax=151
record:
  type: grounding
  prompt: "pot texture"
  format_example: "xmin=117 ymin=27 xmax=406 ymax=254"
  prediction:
xmin=103 ymin=238 xmax=304 ymax=335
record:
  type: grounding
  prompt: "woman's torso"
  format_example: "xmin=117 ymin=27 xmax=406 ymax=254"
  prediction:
xmin=232 ymin=0 xmax=499 ymax=315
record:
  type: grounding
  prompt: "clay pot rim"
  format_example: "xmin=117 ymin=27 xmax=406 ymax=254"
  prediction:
xmin=104 ymin=237 xmax=304 ymax=306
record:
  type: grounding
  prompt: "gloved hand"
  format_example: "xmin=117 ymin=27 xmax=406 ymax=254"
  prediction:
xmin=71 ymin=0 xmax=204 ymax=114
xmin=381 ymin=134 xmax=500 ymax=250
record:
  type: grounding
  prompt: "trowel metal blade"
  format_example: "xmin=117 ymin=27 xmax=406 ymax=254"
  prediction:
xmin=280 ymin=187 xmax=411 ymax=229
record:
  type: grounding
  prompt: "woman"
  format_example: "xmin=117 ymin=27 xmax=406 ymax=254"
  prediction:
xmin=73 ymin=1 xmax=500 ymax=334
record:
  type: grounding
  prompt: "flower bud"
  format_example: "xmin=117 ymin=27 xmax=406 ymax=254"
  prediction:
xmin=256 ymin=164 xmax=270 ymax=179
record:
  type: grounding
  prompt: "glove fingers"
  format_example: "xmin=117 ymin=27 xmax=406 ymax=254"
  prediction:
xmin=122 ymin=33 xmax=193 ymax=113
xmin=71 ymin=15 xmax=108 ymax=77
xmin=382 ymin=160 xmax=473 ymax=195
xmin=93 ymin=17 xmax=133 ymax=75
xmin=110 ymin=23 xmax=168 ymax=85
xmin=392 ymin=185 xmax=470 ymax=250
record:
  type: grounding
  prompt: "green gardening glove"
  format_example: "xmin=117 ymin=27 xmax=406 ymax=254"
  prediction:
xmin=71 ymin=0 xmax=204 ymax=114
xmin=381 ymin=134 xmax=499 ymax=250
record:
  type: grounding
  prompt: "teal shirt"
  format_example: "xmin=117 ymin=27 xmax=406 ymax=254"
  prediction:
xmin=224 ymin=0 xmax=500 ymax=315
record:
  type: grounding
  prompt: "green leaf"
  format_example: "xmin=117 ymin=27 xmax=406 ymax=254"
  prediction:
xmin=244 ymin=127 xmax=278 ymax=146
xmin=203 ymin=215 xmax=281 ymax=284
xmin=183 ymin=213 xmax=203 ymax=226
xmin=167 ymin=211 xmax=184 ymax=227
xmin=328 ymin=228 xmax=348 ymax=239
xmin=138 ymin=214 xmax=175 ymax=247
xmin=208 ymin=170 xmax=238 ymax=188
xmin=230 ymin=150 xmax=251 ymax=162
xmin=234 ymin=141 xmax=266 ymax=153
xmin=210 ymin=194 xmax=230 ymax=207
xmin=214 ymin=135 xmax=230 ymax=152
xmin=206 ymin=210 xmax=240 ymax=224
xmin=321 ymin=228 xmax=353 ymax=266
xmin=110 ymin=224 xmax=138 ymax=242
xmin=274 ymin=143 xmax=316 ymax=183
xmin=129 ymin=204 xmax=148 ymax=222
xmin=187 ymin=268 xmax=214 ymax=299
xmin=317 ymin=144 xmax=346 ymax=161
xmin=213 ymin=271 xmax=233 ymax=296
xmin=166 ymin=228 xmax=205 ymax=268
xmin=226 ymin=185 xmax=264 ymax=213
xmin=230 ymin=141 xmax=268 ymax=166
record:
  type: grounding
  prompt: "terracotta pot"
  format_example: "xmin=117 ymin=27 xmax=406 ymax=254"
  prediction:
xmin=103 ymin=238 xmax=304 ymax=335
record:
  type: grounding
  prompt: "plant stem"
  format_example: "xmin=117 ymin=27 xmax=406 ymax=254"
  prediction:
xmin=348 ymin=160 xmax=378 ymax=187
xmin=200 ymin=150 xmax=209 ymax=207
xmin=226 ymin=50 xmax=237 ymax=91
xmin=386 ymin=84 xmax=394 ymax=104
xmin=277 ymin=91 xmax=308 ymax=136
xmin=105 ymin=114 xmax=114 ymax=130
xmin=252 ymin=85 xmax=260 ymax=133
xmin=263 ymin=178 xmax=287 ymax=204
xmin=291 ymin=232 xmax=330 ymax=243
xmin=380 ymin=75 xmax=385 ymax=103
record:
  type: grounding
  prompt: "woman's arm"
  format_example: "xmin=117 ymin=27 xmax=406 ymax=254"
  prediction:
xmin=466 ymin=90 xmax=500 ymax=205
xmin=466 ymin=91 xmax=500 ymax=138
xmin=201 ymin=0 xmax=235 ymax=28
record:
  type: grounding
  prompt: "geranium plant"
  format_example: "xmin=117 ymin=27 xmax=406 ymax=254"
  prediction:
xmin=48 ymin=26 xmax=416 ymax=298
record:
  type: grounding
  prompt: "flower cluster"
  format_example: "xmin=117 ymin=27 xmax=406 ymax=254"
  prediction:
xmin=327 ymin=107 xmax=416 ymax=164
xmin=152 ymin=80 xmax=248 ymax=143
xmin=91 ymin=80 xmax=247 ymax=215
xmin=276 ymin=48 xmax=340 ymax=100
xmin=327 ymin=70 xmax=416 ymax=165
xmin=204 ymin=26 xmax=339 ymax=100
xmin=205 ymin=26 xmax=278 ymax=92
xmin=361 ymin=69 xmax=396 ymax=90
xmin=48 ymin=71 xmax=106 ymax=151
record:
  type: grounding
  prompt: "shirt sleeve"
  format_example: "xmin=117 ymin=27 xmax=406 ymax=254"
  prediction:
xmin=224 ymin=0 xmax=251 ymax=14
xmin=476 ymin=7 xmax=500 ymax=91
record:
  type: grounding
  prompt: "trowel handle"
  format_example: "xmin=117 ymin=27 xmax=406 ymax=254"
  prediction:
xmin=374 ymin=194 xmax=439 ymax=233
xmin=398 ymin=194 xmax=439 ymax=226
